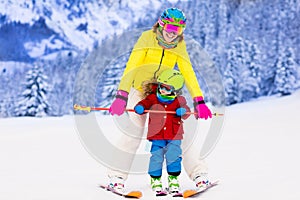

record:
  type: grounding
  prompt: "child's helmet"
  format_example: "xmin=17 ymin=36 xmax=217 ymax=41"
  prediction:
xmin=158 ymin=8 xmax=187 ymax=31
xmin=157 ymin=69 xmax=185 ymax=91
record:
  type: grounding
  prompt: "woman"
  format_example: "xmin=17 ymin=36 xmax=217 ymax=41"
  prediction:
xmin=108 ymin=7 xmax=212 ymax=193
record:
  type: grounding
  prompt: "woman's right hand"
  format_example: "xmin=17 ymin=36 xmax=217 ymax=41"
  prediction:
xmin=109 ymin=90 xmax=128 ymax=116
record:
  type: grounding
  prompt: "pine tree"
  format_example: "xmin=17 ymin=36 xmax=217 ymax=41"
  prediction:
xmin=224 ymin=38 xmax=241 ymax=105
xmin=15 ymin=64 xmax=50 ymax=117
xmin=48 ymin=52 xmax=82 ymax=116
xmin=0 ymin=68 xmax=7 ymax=117
xmin=240 ymin=39 xmax=261 ymax=100
xmin=272 ymin=47 xmax=297 ymax=96
xmin=224 ymin=37 xmax=262 ymax=105
xmin=96 ymin=53 xmax=129 ymax=111
xmin=0 ymin=68 xmax=16 ymax=117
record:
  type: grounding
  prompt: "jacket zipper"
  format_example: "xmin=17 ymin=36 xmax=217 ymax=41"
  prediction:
xmin=153 ymin=49 xmax=165 ymax=79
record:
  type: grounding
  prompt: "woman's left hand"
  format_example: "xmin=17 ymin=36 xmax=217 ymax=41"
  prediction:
xmin=193 ymin=96 xmax=212 ymax=120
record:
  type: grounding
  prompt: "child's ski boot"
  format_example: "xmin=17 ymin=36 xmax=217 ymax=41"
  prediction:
xmin=168 ymin=175 xmax=182 ymax=196
xmin=151 ymin=176 xmax=167 ymax=196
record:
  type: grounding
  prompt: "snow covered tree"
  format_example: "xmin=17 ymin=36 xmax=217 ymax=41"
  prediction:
xmin=47 ymin=52 xmax=83 ymax=116
xmin=240 ymin=39 xmax=262 ymax=100
xmin=224 ymin=37 xmax=262 ymax=105
xmin=15 ymin=64 xmax=50 ymax=117
xmin=95 ymin=52 xmax=129 ymax=112
xmin=0 ymin=68 xmax=7 ymax=117
xmin=272 ymin=47 xmax=297 ymax=96
xmin=0 ymin=67 xmax=18 ymax=117
xmin=224 ymin=38 xmax=241 ymax=105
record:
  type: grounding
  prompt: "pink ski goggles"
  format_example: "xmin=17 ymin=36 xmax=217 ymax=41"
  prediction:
xmin=158 ymin=19 xmax=185 ymax=35
xmin=164 ymin=24 xmax=183 ymax=35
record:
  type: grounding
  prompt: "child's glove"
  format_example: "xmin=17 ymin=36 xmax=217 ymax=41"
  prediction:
xmin=109 ymin=90 xmax=128 ymax=116
xmin=176 ymin=108 xmax=187 ymax=116
xmin=193 ymin=96 xmax=212 ymax=120
xmin=134 ymin=105 xmax=145 ymax=115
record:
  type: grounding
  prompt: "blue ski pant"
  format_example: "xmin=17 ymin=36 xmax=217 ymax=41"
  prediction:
xmin=148 ymin=140 xmax=182 ymax=177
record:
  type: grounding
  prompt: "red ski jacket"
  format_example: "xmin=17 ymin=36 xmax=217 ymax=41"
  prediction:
xmin=136 ymin=93 xmax=191 ymax=140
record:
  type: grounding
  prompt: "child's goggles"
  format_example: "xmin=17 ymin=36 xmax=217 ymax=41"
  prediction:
xmin=158 ymin=83 xmax=175 ymax=93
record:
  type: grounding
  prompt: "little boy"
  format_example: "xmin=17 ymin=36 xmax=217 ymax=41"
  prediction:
xmin=134 ymin=69 xmax=190 ymax=194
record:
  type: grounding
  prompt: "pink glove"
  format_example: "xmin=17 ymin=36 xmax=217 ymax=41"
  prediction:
xmin=193 ymin=96 xmax=212 ymax=120
xmin=109 ymin=90 xmax=128 ymax=116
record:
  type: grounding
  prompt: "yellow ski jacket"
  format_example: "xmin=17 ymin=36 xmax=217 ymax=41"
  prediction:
xmin=118 ymin=30 xmax=204 ymax=98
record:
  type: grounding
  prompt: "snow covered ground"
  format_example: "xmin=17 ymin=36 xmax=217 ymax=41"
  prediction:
xmin=1 ymin=89 xmax=300 ymax=200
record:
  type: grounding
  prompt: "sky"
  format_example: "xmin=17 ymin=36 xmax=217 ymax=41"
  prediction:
xmin=0 ymin=89 xmax=299 ymax=200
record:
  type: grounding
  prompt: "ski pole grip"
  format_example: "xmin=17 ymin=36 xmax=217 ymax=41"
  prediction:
xmin=73 ymin=104 xmax=91 ymax=112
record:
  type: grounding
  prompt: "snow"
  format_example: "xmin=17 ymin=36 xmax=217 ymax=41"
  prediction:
xmin=0 ymin=0 xmax=164 ymax=52
xmin=0 ymin=1 xmax=37 ymax=24
xmin=0 ymin=89 xmax=300 ymax=200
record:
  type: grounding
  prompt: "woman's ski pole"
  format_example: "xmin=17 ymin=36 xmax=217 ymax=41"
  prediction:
xmin=74 ymin=104 xmax=224 ymax=116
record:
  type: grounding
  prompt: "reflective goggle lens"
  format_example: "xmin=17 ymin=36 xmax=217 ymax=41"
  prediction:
xmin=164 ymin=24 xmax=183 ymax=35
xmin=159 ymin=83 xmax=174 ymax=92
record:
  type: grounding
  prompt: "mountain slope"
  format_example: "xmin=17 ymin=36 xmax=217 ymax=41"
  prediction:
xmin=0 ymin=0 xmax=162 ymax=62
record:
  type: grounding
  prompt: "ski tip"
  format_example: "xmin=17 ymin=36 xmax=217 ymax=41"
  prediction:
xmin=126 ymin=191 xmax=142 ymax=198
xmin=183 ymin=181 xmax=219 ymax=198
xmin=183 ymin=190 xmax=197 ymax=198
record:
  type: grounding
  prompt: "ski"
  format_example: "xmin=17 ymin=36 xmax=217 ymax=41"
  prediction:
xmin=183 ymin=181 xmax=218 ymax=198
xmin=99 ymin=184 xmax=142 ymax=198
